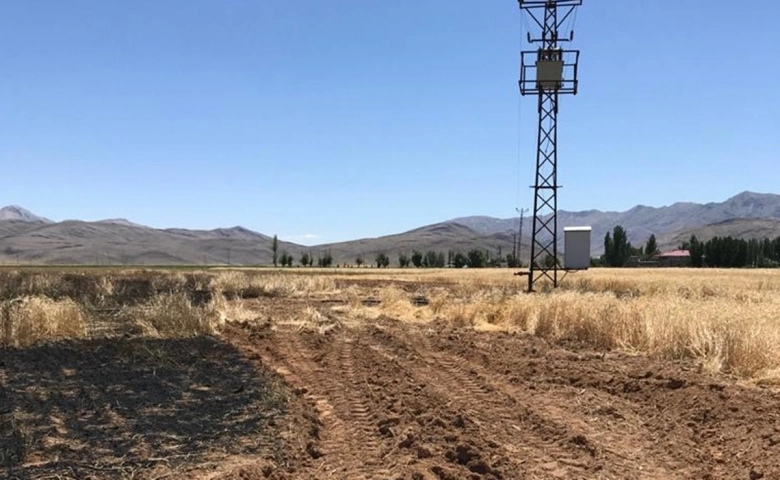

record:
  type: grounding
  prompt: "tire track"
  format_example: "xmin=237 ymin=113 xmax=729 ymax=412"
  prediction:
xmin=422 ymin=329 xmax=685 ymax=479
xmin=227 ymin=324 xmax=392 ymax=480
xmin=367 ymin=325 xmax=598 ymax=478
xmin=317 ymin=335 xmax=393 ymax=479
xmin=229 ymin=321 xmax=679 ymax=478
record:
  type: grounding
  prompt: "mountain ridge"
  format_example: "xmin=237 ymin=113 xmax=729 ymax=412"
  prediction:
xmin=2 ymin=191 xmax=779 ymax=265
xmin=448 ymin=191 xmax=780 ymax=254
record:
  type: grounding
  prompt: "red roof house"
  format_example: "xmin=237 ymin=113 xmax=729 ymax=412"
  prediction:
xmin=657 ymin=249 xmax=690 ymax=267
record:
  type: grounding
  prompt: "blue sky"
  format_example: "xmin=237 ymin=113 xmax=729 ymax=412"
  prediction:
xmin=1 ymin=1 xmax=778 ymax=244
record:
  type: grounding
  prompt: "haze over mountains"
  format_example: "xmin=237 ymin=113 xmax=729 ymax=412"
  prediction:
xmin=1 ymin=191 xmax=779 ymax=265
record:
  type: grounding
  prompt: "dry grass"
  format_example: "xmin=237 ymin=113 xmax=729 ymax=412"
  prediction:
xmin=288 ymin=306 xmax=343 ymax=334
xmin=325 ymin=268 xmax=780 ymax=379
xmin=0 ymin=269 xmax=333 ymax=344
xmin=1 ymin=296 xmax=88 ymax=347
xmin=211 ymin=271 xmax=337 ymax=299
xmin=128 ymin=292 xmax=221 ymax=338
xmin=3 ymin=267 xmax=780 ymax=379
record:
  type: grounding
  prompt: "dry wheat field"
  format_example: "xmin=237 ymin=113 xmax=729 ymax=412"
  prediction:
xmin=2 ymin=267 xmax=780 ymax=479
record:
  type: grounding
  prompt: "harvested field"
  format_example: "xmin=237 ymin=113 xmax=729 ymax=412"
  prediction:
xmin=2 ymin=268 xmax=780 ymax=479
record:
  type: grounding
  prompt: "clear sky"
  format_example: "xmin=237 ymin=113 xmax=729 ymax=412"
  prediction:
xmin=1 ymin=1 xmax=778 ymax=244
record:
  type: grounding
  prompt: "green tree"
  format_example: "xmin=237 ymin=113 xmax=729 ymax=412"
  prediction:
xmin=398 ymin=253 xmax=410 ymax=268
xmin=467 ymin=249 xmax=488 ymax=268
xmin=299 ymin=252 xmax=310 ymax=267
xmin=603 ymin=231 xmax=613 ymax=265
xmin=645 ymin=234 xmax=659 ymax=258
xmin=355 ymin=256 xmax=364 ymax=267
xmin=614 ymin=225 xmax=630 ymax=266
xmin=375 ymin=252 xmax=390 ymax=268
xmin=272 ymin=234 xmax=279 ymax=267
xmin=411 ymin=250 xmax=423 ymax=268
xmin=687 ymin=235 xmax=704 ymax=267
xmin=604 ymin=225 xmax=631 ymax=267
xmin=453 ymin=252 xmax=468 ymax=268
xmin=506 ymin=253 xmax=520 ymax=268
xmin=317 ymin=251 xmax=333 ymax=268
xmin=424 ymin=251 xmax=439 ymax=268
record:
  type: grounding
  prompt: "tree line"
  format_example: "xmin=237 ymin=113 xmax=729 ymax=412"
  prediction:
xmin=598 ymin=225 xmax=780 ymax=268
xmin=271 ymin=234 xmax=522 ymax=268
xmin=684 ymin=235 xmax=780 ymax=268
xmin=599 ymin=225 xmax=659 ymax=267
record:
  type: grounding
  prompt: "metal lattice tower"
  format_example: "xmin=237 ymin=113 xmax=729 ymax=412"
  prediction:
xmin=517 ymin=0 xmax=582 ymax=292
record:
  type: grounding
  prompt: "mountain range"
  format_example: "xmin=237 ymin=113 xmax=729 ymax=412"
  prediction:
xmin=1 ymin=191 xmax=780 ymax=265
xmin=451 ymin=191 xmax=780 ymax=255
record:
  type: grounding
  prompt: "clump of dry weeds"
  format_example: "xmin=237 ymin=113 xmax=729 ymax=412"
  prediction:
xmin=1 ymin=296 xmax=88 ymax=347
xmin=126 ymin=292 xmax=220 ymax=338
xmin=283 ymin=306 xmax=342 ymax=334
xmin=212 ymin=271 xmax=337 ymax=299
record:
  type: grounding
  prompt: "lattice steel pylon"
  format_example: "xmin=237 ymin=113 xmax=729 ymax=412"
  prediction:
xmin=517 ymin=0 xmax=582 ymax=292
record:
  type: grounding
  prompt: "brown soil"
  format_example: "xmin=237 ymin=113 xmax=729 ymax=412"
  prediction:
xmin=0 ymin=336 xmax=291 ymax=480
xmin=4 ymin=288 xmax=780 ymax=479
xmin=221 ymin=316 xmax=780 ymax=479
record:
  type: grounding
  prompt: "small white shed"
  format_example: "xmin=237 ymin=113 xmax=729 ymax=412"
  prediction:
xmin=564 ymin=226 xmax=592 ymax=270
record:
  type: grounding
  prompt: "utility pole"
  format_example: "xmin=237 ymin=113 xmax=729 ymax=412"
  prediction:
xmin=517 ymin=0 xmax=582 ymax=291
xmin=516 ymin=207 xmax=528 ymax=266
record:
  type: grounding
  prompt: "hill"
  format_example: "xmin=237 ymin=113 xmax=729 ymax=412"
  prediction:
xmin=451 ymin=191 xmax=780 ymax=255
xmin=0 ymin=205 xmax=52 ymax=223
xmin=663 ymin=218 xmax=780 ymax=252
xmin=0 ymin=220 xmax=302 ymax=266
xmin=2 ymin=191 xmax=780 ymax=265
xmin=310 ymin=222 xmax=529 ymax=266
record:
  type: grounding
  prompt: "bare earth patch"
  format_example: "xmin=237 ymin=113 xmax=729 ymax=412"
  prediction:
xmin=2 ymin=268 xmax=780 ymax=479
xmin=0 ymin=336 xmax=291 ymax=480
xmin=223 ymin=316 xmax=780 ymax=479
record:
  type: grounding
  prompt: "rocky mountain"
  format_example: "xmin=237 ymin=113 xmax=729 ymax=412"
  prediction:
xmin=0 ymin=220 xmax=300 ymax=266
xmin=450 ymin=191 xmax=780 ymax=255
xmin=664 ymin=218 xmax=780 ymax=252
xmin=0 ymin=205 xmax=53 ymax=223
xmin=1 ymin=191 xmax=779 ymax=265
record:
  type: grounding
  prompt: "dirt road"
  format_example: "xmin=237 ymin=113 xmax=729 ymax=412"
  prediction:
xmin=223 ymin=318 xmax=780 ymax=479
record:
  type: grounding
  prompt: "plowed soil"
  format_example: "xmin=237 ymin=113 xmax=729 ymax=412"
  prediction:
xmin=4 ymin=282 xmax=780 ymax=479
xmin=223 ymin=318 xmax=780 ymax=480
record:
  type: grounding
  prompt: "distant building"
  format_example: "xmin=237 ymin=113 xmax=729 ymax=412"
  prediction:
xmin=656 ymin=249 xmax=691 ymax=267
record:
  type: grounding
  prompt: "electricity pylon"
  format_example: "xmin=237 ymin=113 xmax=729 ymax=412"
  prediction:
xmin=517 ymin=0 xmax=582 ymax=292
